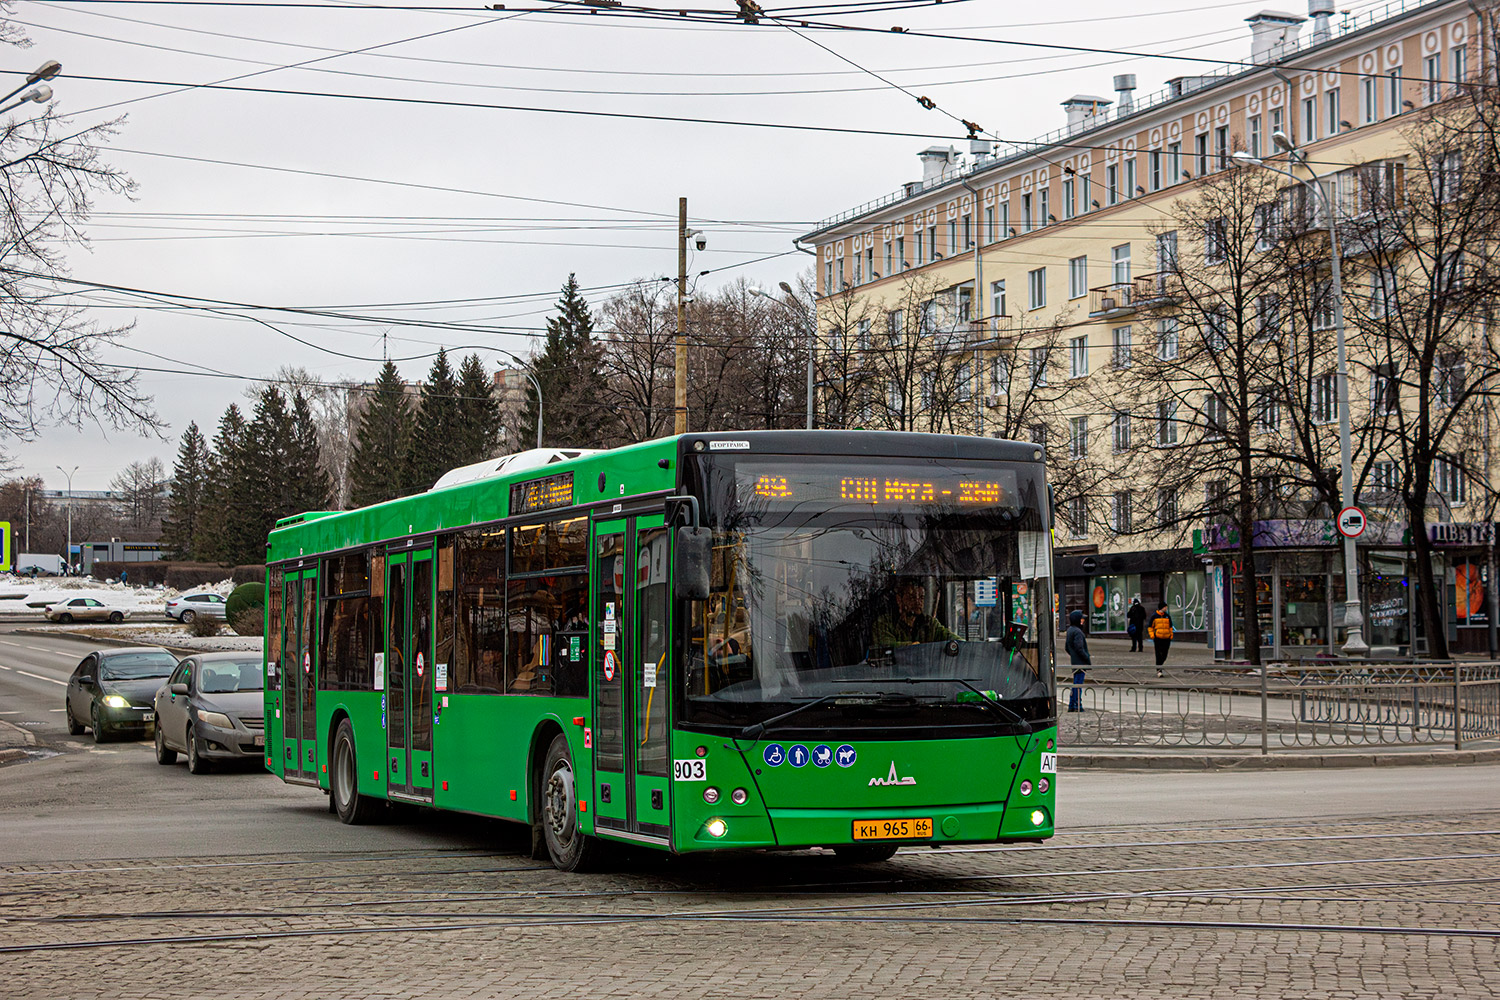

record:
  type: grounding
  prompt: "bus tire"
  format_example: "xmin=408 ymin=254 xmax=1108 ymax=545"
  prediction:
xmin=331 ymin=718 xmax=377 ymax=825
xmin=833 ymin=844 xmax=899 ymax=864
xmin=541 ymin=733 xmax=599 ymax=872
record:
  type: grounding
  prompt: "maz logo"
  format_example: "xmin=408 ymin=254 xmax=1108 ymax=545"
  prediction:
xmin=868 ymin=761 xmax=916 ymax=786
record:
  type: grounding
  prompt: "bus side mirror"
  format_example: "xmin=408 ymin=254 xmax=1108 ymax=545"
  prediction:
xmin=674 ymin=527 xmax=711 ymax=601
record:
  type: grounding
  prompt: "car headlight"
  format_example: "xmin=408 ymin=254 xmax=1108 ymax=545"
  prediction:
xmin=198 ymin=711 xmax=233 ymax=728
xmin=102 ymin=694 xmax=129 ymax=709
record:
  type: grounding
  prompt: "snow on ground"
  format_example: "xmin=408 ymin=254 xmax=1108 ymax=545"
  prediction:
xmin=0 ymin=574 xmax=237 ymax=612
xmin=25 ymin=622 xmax=262 ymax=653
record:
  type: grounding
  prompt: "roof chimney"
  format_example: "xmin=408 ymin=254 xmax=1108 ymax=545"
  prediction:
xmin=1245 ymin=10 xmax=1304 ymax=63
xmin=1061 ymin=94 xmax=1112 ymax=130
xmin=917 ymin=145 xmax=958 ymax=185
xmin=1113 ymin=74 xmax=1137 ymax=114
xmin=1307 ymin=0 xmax=1333 ymax=44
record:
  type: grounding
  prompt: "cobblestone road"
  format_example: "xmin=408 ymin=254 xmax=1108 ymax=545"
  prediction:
xmin=3 ymin=809 xmax=1498 ymax=999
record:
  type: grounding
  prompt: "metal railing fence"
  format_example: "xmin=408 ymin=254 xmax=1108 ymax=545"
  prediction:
xmin=1059 ymin=663 xmax=1500 ymax=752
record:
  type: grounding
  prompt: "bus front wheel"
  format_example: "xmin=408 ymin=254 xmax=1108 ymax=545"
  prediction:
xmin=541 ymin=734 xmax=600 ymax=872
xmin=331 ymin=718 xmax=377 ymax=825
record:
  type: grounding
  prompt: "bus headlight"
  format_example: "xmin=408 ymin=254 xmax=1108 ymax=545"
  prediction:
xmin=1030 ymin=810 xmax=1046 ymax=826
xmin=705 ymin=818 xmax=728 ymax=838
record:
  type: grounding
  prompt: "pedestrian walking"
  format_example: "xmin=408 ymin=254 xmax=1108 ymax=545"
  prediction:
xmin=120 ymin=568 xmax=128 ymax=586
xmin=1148 ymin=601 xmax=1174 ymax=667
xmin=1126 ymin=597 xmax=1146 ymax=652
xmin=1065 ymin=609 xmax=1090 ymax=712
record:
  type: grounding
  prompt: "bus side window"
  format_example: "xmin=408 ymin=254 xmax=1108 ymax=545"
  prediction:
xmin=454 ymin=528 xmax=505 ymax=694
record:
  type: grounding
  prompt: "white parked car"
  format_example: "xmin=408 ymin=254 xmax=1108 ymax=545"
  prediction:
xmin=164 ymin=593 xmax=228 ymax=623
xmin=45 ymin=598 xmax=131 ymax=624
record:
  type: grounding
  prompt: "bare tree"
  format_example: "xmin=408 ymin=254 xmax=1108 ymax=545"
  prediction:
xmin=598 ymin=279 xmax=675 ymax=444
xmin=108 ymin=457 xmax=166 ymax=535
xmin=0 ymin=32 xmax=154 ymax=440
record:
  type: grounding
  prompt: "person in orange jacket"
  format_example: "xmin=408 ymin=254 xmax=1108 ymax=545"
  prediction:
xmin=1147 ymin=600 xmax=1174 ymax=667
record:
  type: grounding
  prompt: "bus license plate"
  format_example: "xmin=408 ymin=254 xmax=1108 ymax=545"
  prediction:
xmin=852 ymin=817 xmax=932 ymax=841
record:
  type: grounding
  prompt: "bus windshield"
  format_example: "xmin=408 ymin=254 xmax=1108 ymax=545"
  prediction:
xmin=683 ymin=455 xmax=1055 ymax=736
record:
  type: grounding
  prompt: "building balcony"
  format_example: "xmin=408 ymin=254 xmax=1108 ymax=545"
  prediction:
xmin=968 ymin=314 xmax=1017 ymax=345
xmin=1089 ymin=282 xmax=1137 ymax=318
xmin=1133 ymin=270 xmax=1182 ymax=307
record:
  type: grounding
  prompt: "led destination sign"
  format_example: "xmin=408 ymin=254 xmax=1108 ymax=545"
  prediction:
xmin=739 ymin=463 xmax=1019 ymax=509
xmin=510 ymin=472 xmax=574 ymax=514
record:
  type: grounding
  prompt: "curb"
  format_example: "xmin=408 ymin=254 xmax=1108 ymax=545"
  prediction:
xmin=1064 ymin=747 xmax=1500 ymax=769
xmin=0 ymin=719 xmax=37 ymax=748
xmin=9 ymin=626 xmax=203 ymax=656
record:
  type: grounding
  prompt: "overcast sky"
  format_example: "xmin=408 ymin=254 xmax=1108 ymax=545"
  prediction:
xmin=4 ymin=0 xmax=1353 ymax=489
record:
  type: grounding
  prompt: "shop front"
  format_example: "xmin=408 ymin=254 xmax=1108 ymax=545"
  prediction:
xmin=1054 ymin=546 xmax=1206 ymax=641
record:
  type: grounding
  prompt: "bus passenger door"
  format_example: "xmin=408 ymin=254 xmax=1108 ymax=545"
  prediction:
xmin=385 ymin=547 xmax=435 ymax=802
xmin=281 ymin=568 xmax=318 ymax=784
xmin=589 ymin=515 xmax=672 ymax=845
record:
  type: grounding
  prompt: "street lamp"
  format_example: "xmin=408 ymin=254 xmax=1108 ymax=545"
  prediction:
xmin=55 ymin=465 xmax=77 ymax=575
xmin=0 ymin=60 xmax=61 ymax=115
xmin=1232 ymin=140 xmax=1369 ymax=656
xmin=750 ymin=282 xmax=815 ymax=430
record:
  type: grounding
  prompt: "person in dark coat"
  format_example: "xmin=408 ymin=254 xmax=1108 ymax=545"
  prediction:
xmin=1126 ymin=597 xmax=1147 ymax=652
xmin=1065 ymin=609 xmax=1090 ymax=712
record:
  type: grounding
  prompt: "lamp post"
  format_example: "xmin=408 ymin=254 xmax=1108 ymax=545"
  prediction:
xmin=1233 ymin=138 xmax=1369 ymax=656
xmin=750 ymin=282 xmax=815 ymax=429
xmin=55 ymin=464 xmax=77 ymax=574
xmin=0 ymin=59 xmax=61 ymax=115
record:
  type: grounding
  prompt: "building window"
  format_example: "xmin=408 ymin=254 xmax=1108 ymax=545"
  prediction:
xmin=1452 ymin=45 xmax=1468 ymax=94
xmin=927 ymin=225 xmax=936 ymax=258
xmin=998 ymin=202 xmax=1010 ymax=238
xmin=1195 ymin=133 xmax=1209 ymax=176
xmin=852 ymin=254 xmax=862 ymax=286
xmin=895 ymin=236 xmax=905 ymax=268
xmin=836 ymin=258 xmax=845 ymax=289
xmin=1157 ymin=399 xmax=1179 ymax=445
xmin=1425 ymin=54 xmax=1441 ymax=103
xmin=1436 ymin=454 xmax=1467 ymax=503
xmin=1111 ymin=243 xmax=1131 ymax=285
xmin=957 ymin=362 xmax=974 ymax=403
xmin=992 ymin=356 xmax=1010 ymax=395
xmin=1370 ymin=460 xmax=1397 ymax=491
xmin=1313 ymin=372 xmax=1339 ymax=424
xmin=1325 ymin=88 xmax=1341 ymax=135
xmin=991 ymin=279 xmax=1007 ymax=317
xmin=1069 ymin=416 xmax=1088 ymax=458
xmin=962 ymin=215 xmax=971 ymax=253
xmin=1081 ymin=176 xmax=1092 ymax=210
xmin=1435 ymin=151 xmax=1462 ymax=203
xmin=1256 ymin=293 xmax=1281 ymax=340
xmin=1106 ymin=164 xmax=1119 ymax=205
xmin=1255 ymin=201 xmax=1283 ymax=249
xmin=1066 ymin=496 xmax=1088 ymax=539
xmin=1302 ymin=97 xmax=1317 ymax=145
xmin=1112 ymin=410 xmax=1131 ymax=452
xmin=823 ymin=260 xmax=833 ymax=294
xmin=1112 ymin=326 xmax=1133 ymax=367
xmin=1112 ymin=491 xmax=1132 ymax=534
xmin=914 ymin=231 xmax=924 ymax=266
xmin=1029 ymin=347 xmax=1049 ymax=386
xmin=887 ymin=309 xmax=904 ymax=347
xmin=1255 ymin=393 xmax=1280 ymax=433
xmin=1168 ymin=141 xmax=1182 ymax=183
xmin=1205 ymin=217 xmax=1227 ymax=264
xmin=1028 ymin=267 xmax=1046 ymax=310
xmin=1068 ymin=256 xmax=1088 ymax=299
xmin=1022 ymin=193 xmax=1033 ymax=232
xmin=1029 ymin=423 xmax=1047 ymax=447
xmin=947 ymin=220 xmax=957 ymax=257
xmin=1157 ymin=487 xmax=1178 ymax=526
xmin=1370 ymin=265 xmax=1398 ymax=316
xmin=1388 ymin=67 xmax=1403 ymax=115
xmin=1070 ymin=335 xmax=1089 ymax=378
xmin=1362 ymin=76 xmax=1378 ymax=124
xmin=920 ymin=372 xmax=935 ymax=408
xmin=1124 ymin=157 xmax=1137 ymax=199
xmin=1371 ymin=363 xmax=1399 ymax=414
xmin=1157 ymin=318 xmax=1179 ymax=360
xmin=1215 ymin=126 xmax=1229 ymax=170
xmin=884 ymin=239 xmax=893 ymax=277
xmin=1204 ymin=393 xmax=1228 ymax=441
xmin=1206 ymin=306 xmax=1229 ymax=353
xmin=984 ymin=206 xmax=995 ymax=244
xmin=1249 ymin=115 xmax=1262 ymax=158
xmin=1156 ymin=230 xmax=1178 ymax=272
xmin=1039 ymin=187 xmax=1050 ymax=225
xmin=1062 ymin=177 xmax=1076 ymax=219
xmin=1436 ymin=353 xmax=1464 ymax=407
xmin=1150 ymin=151 xmax=1162 ymax=191
xmin=856 ymin=319 xmax=871 ymax=353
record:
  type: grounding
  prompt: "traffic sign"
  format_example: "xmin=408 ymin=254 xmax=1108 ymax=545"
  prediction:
xmin=1337 ymin=506 xmax=1367 ymax=538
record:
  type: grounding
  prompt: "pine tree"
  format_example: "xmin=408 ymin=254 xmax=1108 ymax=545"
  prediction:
xmin=406 ymin=349 xmax=465 ymax=491
xmin=456 ymin=353 xmax=501 ymax=464
xmin=524 ymin=274 xmax=608 ymax=448
xmin=160 ymin=422 xmax=209 ymax=559
xmin=348 ymin=360 xmax=415 ymax=508
xmin=195 ymin=405 xmax=247 ymax=563
xmin=287 ymin=391 xmax=333 ymax=515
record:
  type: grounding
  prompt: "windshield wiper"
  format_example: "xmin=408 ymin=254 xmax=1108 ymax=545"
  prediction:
xmin=878 ymin=676 xmax=1029 ymax=727
xmin=738 ymin=694 xmax=842 ymax=740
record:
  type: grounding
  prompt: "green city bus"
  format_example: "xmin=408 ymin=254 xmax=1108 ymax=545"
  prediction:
xmin=263 ymin=430 xmax=1058 ymax=870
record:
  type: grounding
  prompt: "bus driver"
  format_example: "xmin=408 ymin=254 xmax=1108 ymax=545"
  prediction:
xmin=872 ymin=579 xmax=960 ymax=648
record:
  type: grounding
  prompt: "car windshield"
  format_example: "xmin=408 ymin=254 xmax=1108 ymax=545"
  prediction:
xmin=199 ymin=659 xmax=264 ymax=693
xmin=683 ymin=455 xmax=1055 ymax=735
xmin=101 ymin=651 xmax=178 ymax=680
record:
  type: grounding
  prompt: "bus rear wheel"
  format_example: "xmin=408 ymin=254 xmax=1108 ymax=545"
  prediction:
xmin=833 ymin=844 xmax=899 ymax=864
xmin=331 ymin=718 xmax=377 ymax=825
xmin=541 ymin=734 xmax=599 ymax=872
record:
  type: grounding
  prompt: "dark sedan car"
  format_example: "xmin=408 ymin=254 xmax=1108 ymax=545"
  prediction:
xmin=64 ymin=647 xmax=179 ymax=743
xmin=152 ymin=652 xmax=265 ymax=773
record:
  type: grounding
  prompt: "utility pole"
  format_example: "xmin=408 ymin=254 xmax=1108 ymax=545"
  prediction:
xmin=675 ymin=197 xmax=689 ymax=435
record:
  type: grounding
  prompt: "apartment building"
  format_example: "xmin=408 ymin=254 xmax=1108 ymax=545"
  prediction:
xmin=800 ymin=0 xmax=1498 ymax=657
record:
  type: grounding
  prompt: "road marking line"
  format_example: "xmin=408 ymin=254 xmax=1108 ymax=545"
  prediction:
xmin=0 ymin=710 xmax=17 ymax=715
xmin=15 ymin=670 xmax=65 ymax=686
xmin=0 ymin=664 xmax=11 ymax=670
xmin=48 ymin=708 xmax=65 ymax=713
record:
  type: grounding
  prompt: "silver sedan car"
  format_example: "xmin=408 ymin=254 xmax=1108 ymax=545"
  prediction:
xmin=45 ymin=597 xmax=131 ymax=623
xmin=163 ymin=592 xmax=228 ymax=623
xmin=152 ymin=652 xmax=266 ymax=773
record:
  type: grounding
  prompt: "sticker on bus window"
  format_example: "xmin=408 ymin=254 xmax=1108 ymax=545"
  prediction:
xmin=643 ymin=662 xmax=657 ymax=688
xmin=605 ymin=603 xmax=615 ymax=620
xmin=603 ymin=651 xmax=617 ymax=682
xmin=602 ymin=632 xmax=616 ymax=651
xmin=373 ymin=653 xmax=385 ymax=691
xmin=673 ymin=759 xmax=707 ymax=781
xmin=435 ymin=662 xmax=448 ymax=692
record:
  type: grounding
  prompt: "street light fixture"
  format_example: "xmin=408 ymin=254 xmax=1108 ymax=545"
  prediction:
xmin=750 ymin=285 xmax=815 ymax=430
xmin=0 ymin=83 xmax=53 ymax=116
xmin=55 ymin=465 xmax=77 ymax=574
xmin=1231 ymin=145 xmax=1369 ymax=656
xmin=0 ymin=60 xmax=61 ymax=112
